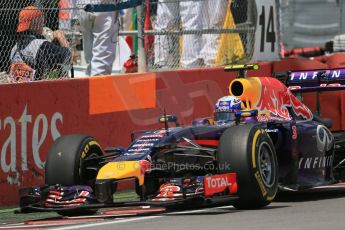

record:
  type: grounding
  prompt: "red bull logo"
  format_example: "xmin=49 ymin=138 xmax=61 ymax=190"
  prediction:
xmin=256 ymin=78 xmax=290 ymax=119
xmin=257 ymin=77 xmax=313 ymax=120
xmin=229 ymin=77 xmax=313 ymax=120
xmin=256 ymin=77 xmax=312 ymax=120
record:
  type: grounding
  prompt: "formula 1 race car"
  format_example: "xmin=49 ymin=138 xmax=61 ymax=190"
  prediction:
xmin=19 ymin=65 xmax=345 ymax=215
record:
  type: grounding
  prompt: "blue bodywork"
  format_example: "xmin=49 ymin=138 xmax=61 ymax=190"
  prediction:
xmin=112 ymin=117 xmax=335 ymax=191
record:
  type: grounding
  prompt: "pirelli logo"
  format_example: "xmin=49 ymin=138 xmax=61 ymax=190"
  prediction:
xmin=254 ymin=171 xmax=267 ymax=196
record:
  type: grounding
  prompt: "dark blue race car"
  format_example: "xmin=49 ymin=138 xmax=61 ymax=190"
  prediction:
xmin=19 ymin=65 xmax=345 ymax=215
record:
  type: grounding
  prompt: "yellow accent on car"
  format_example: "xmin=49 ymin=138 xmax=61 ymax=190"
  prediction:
xmin=251 ymin=129 xmax=262 ymax=168
xmin=266 ymin=193 xmax=276 ymax=201
xmin=254 ymin=171 xmax=268 ymax=196
xmin=229 ymin=77 xmax=261 ymax=110
xmin=96 ymin=161 xmax=145 ymax=186
xmin=224 ymin=64 xmax=259 ymax=72
xmin=224 ymin=64 xmax=246 ymax=70
xmin=89 ymin=140 xmax=101 ymax=148
xmin=252 ymin=64 xmax=259 ymax=70
xmin=159 ymin=117 xmax=167 ymax=122
xmin=240 ymin=112 xmax=252 ymax=117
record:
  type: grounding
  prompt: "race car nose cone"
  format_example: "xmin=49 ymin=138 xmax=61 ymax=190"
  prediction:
xmin=96 ymin=161 xmax=150 ymax=186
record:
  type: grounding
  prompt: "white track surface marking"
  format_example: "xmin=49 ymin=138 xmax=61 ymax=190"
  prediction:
xmin=51 ymin=216 xmax=163 ymax=230
xmin=51 ymin=205 xmax=235 ymax=230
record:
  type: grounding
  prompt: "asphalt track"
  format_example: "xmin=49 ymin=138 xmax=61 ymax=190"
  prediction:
xmin=2 ymin=191 xmax=345 ymax=230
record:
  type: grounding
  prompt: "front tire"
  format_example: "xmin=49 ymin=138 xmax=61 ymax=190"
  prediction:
xmin=45 ymin=134 xmax=104 ymax=216
xmin=45 ymin=134 xmax=103 ymax=187
xmin=218 ymin=124 xmax=278 ymax=209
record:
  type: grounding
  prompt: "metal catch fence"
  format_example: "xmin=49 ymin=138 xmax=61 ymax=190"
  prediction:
xmin=1 ymin=0 xmax=345 ymax=82
xmin=0 ymin=0 xmax=256 ymax=82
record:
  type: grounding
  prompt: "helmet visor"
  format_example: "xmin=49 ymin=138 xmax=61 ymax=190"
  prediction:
xmin=214 ymin=112 xmax=236 ymax=122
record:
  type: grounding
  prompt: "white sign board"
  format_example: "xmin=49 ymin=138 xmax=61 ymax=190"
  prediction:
xmin=252 ymin=0 xmax=280 ymax=61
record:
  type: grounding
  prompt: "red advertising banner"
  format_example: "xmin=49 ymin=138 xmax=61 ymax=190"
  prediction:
xmin=0 ymin=68 xmax=239 ymax=206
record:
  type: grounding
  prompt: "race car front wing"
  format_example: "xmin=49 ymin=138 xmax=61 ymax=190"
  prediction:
xmin=18 ymin=173 xmax=238 ymax=214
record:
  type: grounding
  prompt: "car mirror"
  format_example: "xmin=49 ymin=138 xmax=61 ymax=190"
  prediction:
xmin=235 ymin=109 xmax=258 ymax=118
xmin=159 ymin=115 xmax=179 ymax=127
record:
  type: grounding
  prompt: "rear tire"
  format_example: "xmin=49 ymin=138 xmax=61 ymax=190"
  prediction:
xmin=218 ymin=124 xmax=278 ymax=209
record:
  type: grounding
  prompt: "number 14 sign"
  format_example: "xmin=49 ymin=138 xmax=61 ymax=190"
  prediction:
xmin=252 ymin=0 xmax=280 ymax=61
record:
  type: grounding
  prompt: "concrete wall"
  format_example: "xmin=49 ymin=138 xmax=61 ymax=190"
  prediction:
xmin=281 ymin=0 xmax=345 ymax=49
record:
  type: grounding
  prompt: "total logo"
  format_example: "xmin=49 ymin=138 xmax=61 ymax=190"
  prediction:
xmin=205 ymin=176 xmax=231 ymax=188
xmin=204 ymin=173 xmax=237 ymax=197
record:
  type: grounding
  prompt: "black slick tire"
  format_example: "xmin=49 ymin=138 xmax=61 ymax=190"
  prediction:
xmin=218 ymin=124 xmax=278 ymax=209
xmin=45 ymin=134 xmax=103 ymax=216
xmin=45 ymin=134 xmax=103 ymax=186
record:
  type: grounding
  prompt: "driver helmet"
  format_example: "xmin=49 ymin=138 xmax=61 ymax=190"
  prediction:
xmin=214 ymin=96 xmax=242 ymax=125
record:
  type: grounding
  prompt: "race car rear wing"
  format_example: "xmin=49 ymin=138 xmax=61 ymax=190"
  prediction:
xmin=274 ymin=68 xmax=345 ymax=87
xmin=274 ymin=68 xmax=345 ymax=124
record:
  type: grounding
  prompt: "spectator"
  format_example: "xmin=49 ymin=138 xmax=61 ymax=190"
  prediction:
xmin=9 ymin=6 xmax=71 ymax=83
xmin=200 ymin=0 xmax=228 ymax=67
xmin=76 ymin=0 xmax=120 ymax=76
xmin=154 ymin=0 xmax=244 ymax=68
xmin=0 ymin=1 xmax=38 ymax=73
xmin=154 ymin=0 xmax=204 ymax=68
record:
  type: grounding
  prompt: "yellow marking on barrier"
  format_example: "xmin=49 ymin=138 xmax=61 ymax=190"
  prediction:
xmin=215 ymin=0 xmax=245 ymax=65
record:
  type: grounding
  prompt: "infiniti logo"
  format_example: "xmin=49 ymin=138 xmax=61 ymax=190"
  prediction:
xmin=316 ymin=125 xmax=334 ymax=152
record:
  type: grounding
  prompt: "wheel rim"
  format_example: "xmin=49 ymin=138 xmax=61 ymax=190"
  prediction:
xmin=82 ymin=152 xmax=101 ymax=186
xmin=258 ymin=141 xmax=276 ymax=188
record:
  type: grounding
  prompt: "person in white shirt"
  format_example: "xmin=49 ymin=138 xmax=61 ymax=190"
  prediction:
xmin=200 ymin=0 xmax=228 ymax=67
xmin=154 ymin=0 xmax=204 ymax=68
xmin=76 ymin=0 xmax=120 ymax=76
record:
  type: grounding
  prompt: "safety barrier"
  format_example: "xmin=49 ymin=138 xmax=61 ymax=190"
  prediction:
xmin=0 ymin=68 xmax=237 ymax=206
